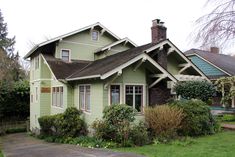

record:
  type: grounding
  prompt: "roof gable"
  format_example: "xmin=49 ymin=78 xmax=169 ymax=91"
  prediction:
xmin=24 ymin=22 xmax=121 ymax=59
xmin=185 ymin=49 xmax=235 ymax=76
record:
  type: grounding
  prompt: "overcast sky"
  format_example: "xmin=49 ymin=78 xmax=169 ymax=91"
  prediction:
xmin=2 ymin=0 xmax=232 ymax=57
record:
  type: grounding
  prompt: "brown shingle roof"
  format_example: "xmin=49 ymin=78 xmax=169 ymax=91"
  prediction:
xmin=66 ymin=43 xmax=156 ymax=80
xmin=43 ymin=54 xmax=91 ymax=79
xmin=185 ymin=49 xmax=235 ymax=76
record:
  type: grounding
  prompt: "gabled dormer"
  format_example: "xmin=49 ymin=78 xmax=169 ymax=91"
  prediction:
xmin=24 ymin=23 xmax=136 ymax=62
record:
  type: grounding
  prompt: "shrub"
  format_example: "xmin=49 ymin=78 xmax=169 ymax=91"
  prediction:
xmin=92 ymin=104 xmax=135 ymax=146
xmin=170 ymin=99 xmax=218 ymax=136
xmin=174 ymin=81 xmax=216 ymax=102
xmin=38 ymin=107 xmax=87 ymax=137
xmin=103 ymin=104 xmax=136 ymax=125
xmin=129 ymin=122 xmax=150 ymax=146
xmin=38 ymin=115 xmax=56 ymax=135
xmin=54 ymin=108 xmax=87 ymax=137
xmin=144 ymin=105 xmax=184 ymax=141
xmin=92 ymin=104 xmax=149 ymax=147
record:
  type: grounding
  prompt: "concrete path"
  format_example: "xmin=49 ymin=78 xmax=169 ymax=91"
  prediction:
xmin=221 ymin=124 xmax=235 ymax=130
xmin=1 ymin=133 xmax=144 ymax=157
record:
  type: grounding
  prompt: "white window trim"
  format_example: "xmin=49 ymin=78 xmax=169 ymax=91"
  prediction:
xmin=60 ymin=49 xmax=71 ymax=62
xmin=91 ymin=30 xmax=99 ymax=41
xmin=123 ymin=83 xmax=146 ymax=113
xmin=78 ymin=84 xmax=91 ymax=113
xmin=51 ymin=86 xmax=64 ymax=109
xmin=108 ymin=83 xmax=122 ymax=106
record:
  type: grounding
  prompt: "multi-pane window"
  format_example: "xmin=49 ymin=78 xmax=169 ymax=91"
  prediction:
xmin=52 ymin=87 xmax=63 ymax=107
xmin=35 ymin=56 xmax=39 ymax=69
xmin=125 ymin=85 xmax=143 ymax=112
xmin=110 ymin=85 xmax=120 ymax=105
xmin=79 ymin=85 xmax=91 ymax=112
xmin=91 ymin=30 xmax=99 ymax=41
xmin=61 ymin=49 xmax=70 ymax=61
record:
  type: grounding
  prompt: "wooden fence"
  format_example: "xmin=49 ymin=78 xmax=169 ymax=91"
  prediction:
xmin=0 ymin=120 xmax=29 ymax=134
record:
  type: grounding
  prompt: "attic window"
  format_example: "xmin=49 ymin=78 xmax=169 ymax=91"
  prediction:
xmin=61 ymin=49 xmax=70 ymax=61
xmin=91 ymin=30 xmax=99 ymax=41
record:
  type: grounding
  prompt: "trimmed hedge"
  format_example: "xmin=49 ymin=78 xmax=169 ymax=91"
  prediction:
xmin=174 ymin=81 xmax=215 ymax=102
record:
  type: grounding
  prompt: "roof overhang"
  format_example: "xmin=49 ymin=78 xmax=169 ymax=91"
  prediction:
xmin=66 ymin=53 xmax=178 ymax=82
xmin=144 ymin=39 xmax=210 ymax=82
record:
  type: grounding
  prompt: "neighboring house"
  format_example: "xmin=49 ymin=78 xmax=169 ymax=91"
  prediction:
xmin=185 ymin=48 xmax=235 ymax=108
xmin=24 ymin=19 xmax=208 ymax=131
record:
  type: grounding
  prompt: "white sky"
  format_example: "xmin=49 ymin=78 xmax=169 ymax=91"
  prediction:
xmin=2 ymin=0 xmax=232 ymax=57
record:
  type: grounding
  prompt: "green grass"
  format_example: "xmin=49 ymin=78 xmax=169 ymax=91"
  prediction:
xmin=0 ymin=150 xmax=3 ymax=157
xmin=114 ymin=131 xmax=235 ymax=157
xmin=222 ymin=121 xmax=235 ymax=125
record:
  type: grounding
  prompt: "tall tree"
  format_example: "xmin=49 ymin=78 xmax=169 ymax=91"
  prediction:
xmin=0 ymin=9 xmax=26 ymax=81
xmin=194 ymin=0 xmax=235 ymax=49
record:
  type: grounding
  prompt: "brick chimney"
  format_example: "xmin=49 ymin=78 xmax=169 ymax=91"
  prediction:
xmin=151 ymin=19 xmax=167 ymax=43
xmin=210 ymin=47 xmax=219 ymax=54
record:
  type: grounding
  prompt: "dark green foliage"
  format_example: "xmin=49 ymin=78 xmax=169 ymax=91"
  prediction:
xmin=170 ymin=100 xmax=219 ymax=136
xmin=92 ymin=104 xmax=150 ymax=147
xmin=54 ymin=108 xmax=87 ymax=137
xmin=0 ymin=80 xmax=29 ymax=120
xmin=129 ymin=122 xmax=151 ymax=146
xmin=174 ymin=81 xmax=216 ymax=102
xmin=0 ymin=9 xmax=15 ymax=53
xmin=5 ymin=127 xmax=26 ymax=134
xmin=103 ymin=104 xmax=136 ymax=124
xmin=36 ymin=135 xmax=118 ymax=148
xmin=38 ymin=107 xmax=87 ymax=137
xmin=38 ymin=115 xmax=56 ymax=135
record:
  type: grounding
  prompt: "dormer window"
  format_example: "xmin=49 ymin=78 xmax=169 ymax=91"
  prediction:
xmin=61 ymin=49 xmax=70 ymax=62
xmin=91 ymin=30 xmax=99 ymax=41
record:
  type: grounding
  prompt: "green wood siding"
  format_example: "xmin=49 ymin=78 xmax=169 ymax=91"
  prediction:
xmin=55 ymin=30 xmax=117 ymax=61
xmin=189 ymin=55 xmax=225 ymax=76
xmin=95 ymin=43 xmax=132 ymax=60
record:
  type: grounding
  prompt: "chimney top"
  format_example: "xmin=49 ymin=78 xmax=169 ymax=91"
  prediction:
xmin=151 ymin=19 xmax=167 ymax=43
xmin=210 ymin=47 xmax=219 ymax=54
xmin=152 ymin=19 xmax=165 ymax=27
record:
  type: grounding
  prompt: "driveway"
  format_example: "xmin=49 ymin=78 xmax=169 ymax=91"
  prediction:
xmin=1 ymin=133 xmax=144 ymax=157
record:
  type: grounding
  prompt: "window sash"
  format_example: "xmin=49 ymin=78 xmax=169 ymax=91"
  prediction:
xmin=110 ymin=85 xmax=120 ymax=105
xmin=61 ymin=50 xmax=70 ymax=61
xmin=91 ymin=31 xmax=99 ymax=41
xmin=125 ymin=85 xmax=143 ymax=112
xmin=79 ymin=85 xmax=91 ymax=112
xmin=52 ymin=87 xmax=63 ymax=107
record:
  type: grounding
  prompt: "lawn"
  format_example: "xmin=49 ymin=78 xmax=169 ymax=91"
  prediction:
xmin=114 ymin=131 xmax=235 ymax=157
xmin=0 ymin=150 xmax=3 ymax=157
xmin=222 ymin=121 xmax=235 ymax=125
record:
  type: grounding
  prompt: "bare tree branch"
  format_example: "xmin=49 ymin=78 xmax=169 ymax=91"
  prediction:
xmin=194 ymin=0 xmax=235 ymax=50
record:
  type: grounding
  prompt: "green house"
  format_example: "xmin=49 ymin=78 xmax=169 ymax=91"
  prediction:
xmin=24 ymin=19 xmax=208 ymax=132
